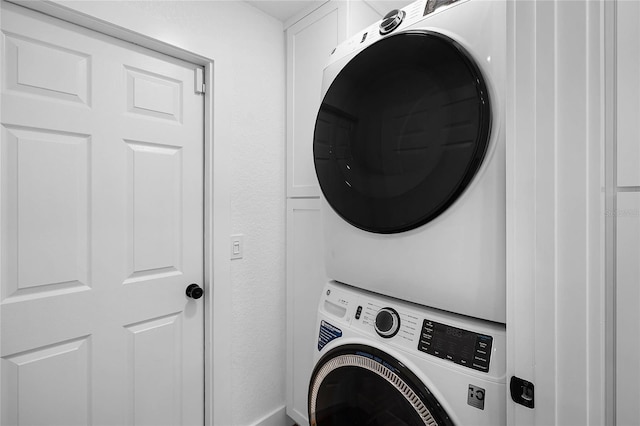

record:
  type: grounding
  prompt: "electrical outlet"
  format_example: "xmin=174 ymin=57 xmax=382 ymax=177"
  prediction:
xmin=230 ymin=234 xmax=244 ymax=260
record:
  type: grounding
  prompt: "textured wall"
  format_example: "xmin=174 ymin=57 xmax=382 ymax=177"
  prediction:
xmin=46 ymin=1 xmax=286 ymax=424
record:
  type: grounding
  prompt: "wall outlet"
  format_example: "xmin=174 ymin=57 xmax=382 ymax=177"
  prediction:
xmin=230 ymin=234 xmax=244 ymax=260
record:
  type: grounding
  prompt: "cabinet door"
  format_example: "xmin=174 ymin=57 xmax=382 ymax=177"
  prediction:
xmin=616 ymin=192 xmax=640 ymax=424
xmin=286 ymin=198 xmax=328 ymax=424
xmin=617 ymin=0 xmax=640 ymax=187
xmin=286 ymin=2 xmax=346 ymax=197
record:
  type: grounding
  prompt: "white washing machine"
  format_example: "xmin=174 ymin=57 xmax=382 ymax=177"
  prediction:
xmin=308 ymin=281 xmax=506 ymax=425
xmin=313 ymin=0 xmax=506 ymax=323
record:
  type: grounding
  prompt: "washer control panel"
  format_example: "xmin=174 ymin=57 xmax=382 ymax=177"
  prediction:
xmin=320 ymin=281 xmax=506 ymax=379
xmin=360 ymin=303 xmax=421 ymax=345
xmin=418 ymin=319 xmax=493 ymax=372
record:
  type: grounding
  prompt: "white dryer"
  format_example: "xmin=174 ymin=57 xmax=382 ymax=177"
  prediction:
xmin=308 ymin=281 xmax=506 ymax=425
xmin=313 ymin=0 xmax=506 ymax=323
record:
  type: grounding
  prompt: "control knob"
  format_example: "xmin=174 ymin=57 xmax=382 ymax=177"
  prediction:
xmin=374 ymin=307 xmax=401 ymax=338
xmin=379 ymin=9 xmax=406 ymax=35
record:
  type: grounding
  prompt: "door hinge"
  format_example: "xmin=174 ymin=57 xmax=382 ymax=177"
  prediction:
xmin=510 ymin=376 xmax=535 ymax=409
xmin=195 ymin=67 xmax=206 ymax=94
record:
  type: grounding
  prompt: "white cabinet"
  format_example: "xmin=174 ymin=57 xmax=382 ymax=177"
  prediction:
xmin=616 ymin=192 xmax=640 ymax=423
xmin=284 ymin=2 xmax=381 ymax=423
xmin=617 ymin=1 xmax=640 ymax=187
xmin=286 ymin=1 xmax=344 ymax=197
xmin=285 ymin=0 xmax=380 ymax=197
xmin=285 ymin=198 xmax=327 ymax=425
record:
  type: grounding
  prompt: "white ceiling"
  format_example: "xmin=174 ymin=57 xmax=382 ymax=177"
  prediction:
xmin=245 ymin=0 xmax=414 ymax=24
xmin=245 ymin=0 xmax=324 ymax=23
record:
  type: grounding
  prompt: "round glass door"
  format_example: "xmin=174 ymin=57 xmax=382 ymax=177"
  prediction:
xmin=313 ymin=30 xmax=491 ymax=234
xmin=308 ymin=345 xmax=453 ymax=426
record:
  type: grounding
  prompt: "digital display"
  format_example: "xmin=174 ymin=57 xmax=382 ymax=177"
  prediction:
xmin=432 ymin=322 xmax=476 ymax=357
xmin=418 ymin=319 xmax=493 ymax=372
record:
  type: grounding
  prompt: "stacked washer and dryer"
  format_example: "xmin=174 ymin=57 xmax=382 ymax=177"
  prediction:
xmin=308 ymin=0 xmax=507 ymax=424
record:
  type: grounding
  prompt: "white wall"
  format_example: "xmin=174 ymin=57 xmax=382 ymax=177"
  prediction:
xmin=31 ymin=1 xmax=287 ymax=424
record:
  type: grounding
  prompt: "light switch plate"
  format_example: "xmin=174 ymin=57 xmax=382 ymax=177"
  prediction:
xmin=230 ymin=234 xmax=244 ymax=260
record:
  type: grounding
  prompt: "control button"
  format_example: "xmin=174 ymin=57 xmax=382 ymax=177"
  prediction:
xmin=374 ymin=307 xmax=400 ymax=338
xmin=379 ymin=9 xmax=406 ymax=35
xmin=355 ymin=306 xmax=363 ymax=320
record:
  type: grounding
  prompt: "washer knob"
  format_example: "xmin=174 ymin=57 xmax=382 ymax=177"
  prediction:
xmin=379 ymin=9 xmax=406 ymax=35
xmin=374 ymin=307 xmax=401 ymax=338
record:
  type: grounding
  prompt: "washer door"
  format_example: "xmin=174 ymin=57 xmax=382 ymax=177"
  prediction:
xmin=308 ymin=345 xmax=454 ymax=426
xmin=313 ymin=31 xmax=491 ymax=234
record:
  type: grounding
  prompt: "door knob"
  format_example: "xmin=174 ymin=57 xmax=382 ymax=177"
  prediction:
xmin=186 ymin=283 xmax=203 ymax=299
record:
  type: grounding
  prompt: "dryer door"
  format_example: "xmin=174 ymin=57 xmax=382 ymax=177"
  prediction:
xmin=308 ymin=344 xmax=454 ymax=426
xmin=313 ymin=31 xmax=491 ymax=234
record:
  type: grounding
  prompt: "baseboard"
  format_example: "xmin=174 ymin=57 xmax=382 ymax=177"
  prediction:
xmin=253 ymin=405 xmax=295 ymax=426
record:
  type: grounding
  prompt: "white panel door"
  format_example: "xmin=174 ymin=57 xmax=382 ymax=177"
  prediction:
xmin=0 ymin=3 xmax=204 ymax=425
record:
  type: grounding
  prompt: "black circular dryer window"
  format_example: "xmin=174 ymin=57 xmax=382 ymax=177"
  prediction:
xmin=313 ymin=31 xmax=492 ymax=234
xmin=308 ymin=344 xmax=454 ymax=426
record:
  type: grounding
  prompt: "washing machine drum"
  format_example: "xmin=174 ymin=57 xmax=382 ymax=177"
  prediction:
xmin=308 ymin=345 xmax=454 ymax=426
xmin=313 ymin=31 xmax=491 ymax=234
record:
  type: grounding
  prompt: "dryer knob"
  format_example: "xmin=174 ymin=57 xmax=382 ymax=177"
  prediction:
xmin=379 ymin=9 xmax=406 ymax=35
xmin=374 ymin=308 xmax=401 ymax=338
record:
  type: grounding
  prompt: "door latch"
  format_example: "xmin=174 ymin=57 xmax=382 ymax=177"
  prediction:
xmin=510 ymin=376 xmax=534 ymax=409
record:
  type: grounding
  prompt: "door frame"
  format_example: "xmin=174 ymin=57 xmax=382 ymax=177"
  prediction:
xmin=0 ymin=1 xmax=230 ymax=424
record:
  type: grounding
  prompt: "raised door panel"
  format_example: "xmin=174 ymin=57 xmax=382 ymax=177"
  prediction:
xmin=616 ymin=192 xmax=640 ymax=424
xmin=286 ymin=198 xmax=328 ymax=424
xmin=124 ymin=140 xmax=183 ymax=283
xmin=124 ymin=314 xmax=182 ymax=426
xmin=287 ymin=2 xmax=346 ymax=197
xmin=125 ymin=66 xmax=183 ymax=123
xmin=3 ymin=33 xmax=91 ymax=105
xmin=1 ymin=126 xmax=91 ymax=302
xmin=1 ymin=337 xmax=91 ymax=426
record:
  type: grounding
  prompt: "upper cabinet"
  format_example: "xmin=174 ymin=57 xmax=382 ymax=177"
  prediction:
xmin=617 ymin=1 xmax=640 ymax=187
xmin=286 ymin=0 xmax=381 ymax=197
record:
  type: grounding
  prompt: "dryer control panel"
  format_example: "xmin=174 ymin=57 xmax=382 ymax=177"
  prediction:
xmin=326 ymin=0 xmax=470 ymax=67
